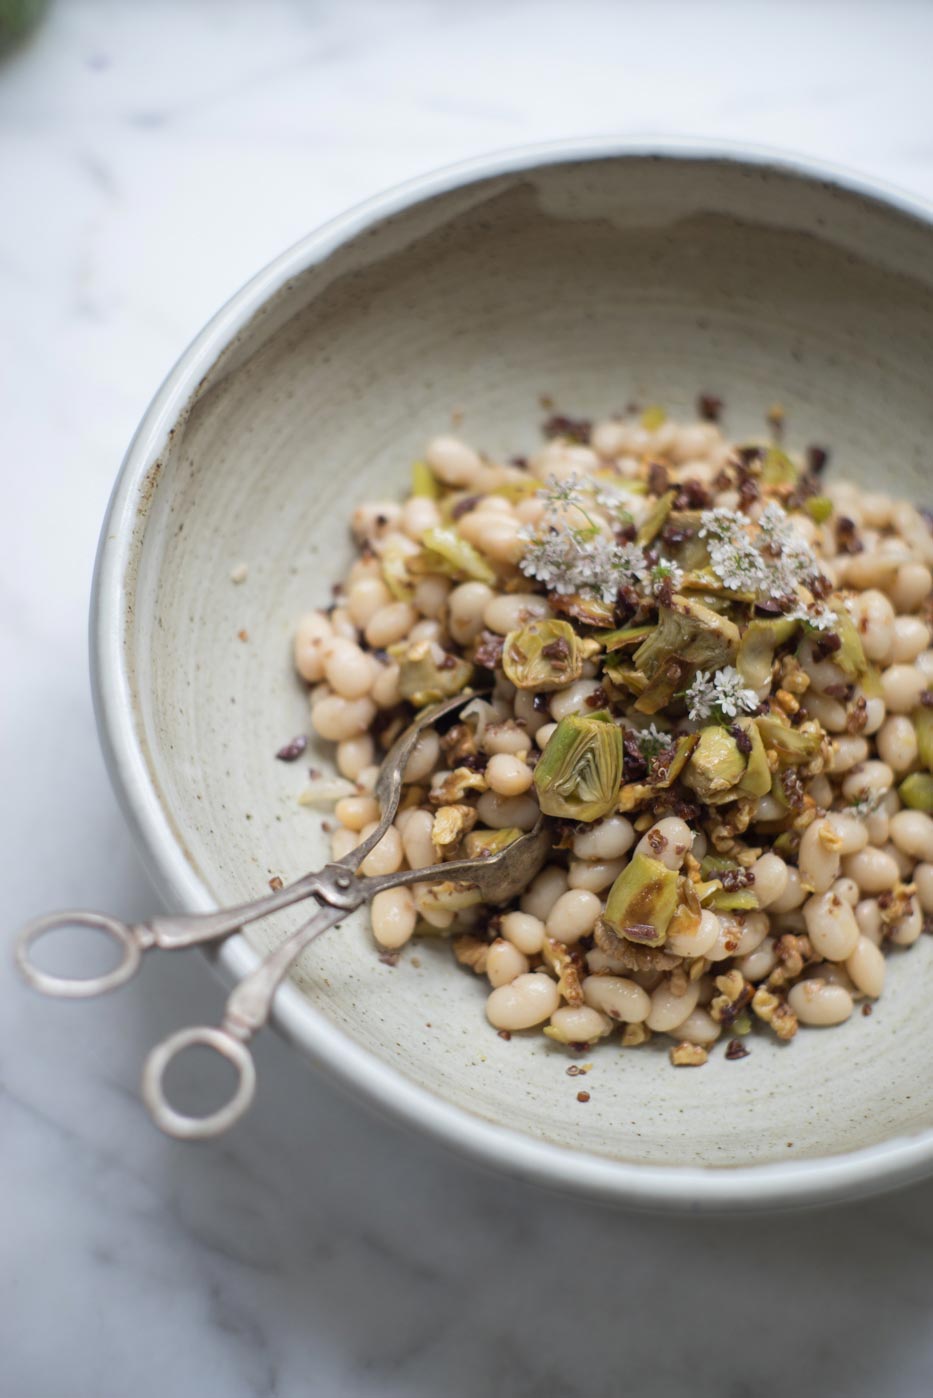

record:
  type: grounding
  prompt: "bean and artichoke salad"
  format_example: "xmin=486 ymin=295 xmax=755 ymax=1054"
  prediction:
xmin=291 ymin=401 xmax=933 ymax=1066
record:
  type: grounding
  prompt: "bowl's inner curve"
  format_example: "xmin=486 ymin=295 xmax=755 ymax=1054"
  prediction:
xmin=127 ymin=157 xmax=933 ymax=1170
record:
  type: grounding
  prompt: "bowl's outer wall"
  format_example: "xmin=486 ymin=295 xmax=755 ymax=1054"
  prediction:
xmin=96 ymin=149 xmax=933 ymax=1206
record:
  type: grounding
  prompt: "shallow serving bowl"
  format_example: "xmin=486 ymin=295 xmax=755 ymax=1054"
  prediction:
xmin=94 ymin=138 xmax=933 ymax=1211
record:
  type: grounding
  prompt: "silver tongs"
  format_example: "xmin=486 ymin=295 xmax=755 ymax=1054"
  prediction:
xmin=14 ymin=693 xmax=549 ymax=1140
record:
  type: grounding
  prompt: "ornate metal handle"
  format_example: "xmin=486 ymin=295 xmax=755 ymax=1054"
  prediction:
xmin=139 ymin=899 xmax=346 ymax=1138
xmin=15 ymin=911 xmax=148 ymax=998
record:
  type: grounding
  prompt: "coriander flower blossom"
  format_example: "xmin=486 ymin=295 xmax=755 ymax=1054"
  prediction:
xmin=631 ymin=723 xmax=672 ymax=759
xmin=537 ymin=474 xmax=592 ymax=514
xmin=649 ymin=559 xmax=684 ymax=595
xmin=518 ymin=529 xmax=649 ymax=603
xmin=686 ymin=666 xmax=760 ymax=722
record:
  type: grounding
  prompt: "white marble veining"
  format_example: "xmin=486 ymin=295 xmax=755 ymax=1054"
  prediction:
xmin=6 ymin=2 xmax=933 ymax=1394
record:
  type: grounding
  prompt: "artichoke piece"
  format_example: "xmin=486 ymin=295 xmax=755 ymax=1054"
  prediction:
xmin=683 ymin=720 xmax=770 ymax=805
xmin=914 ymin=707 xmax=933 ymax=773
xmin=632 ymin=596 xmax=740 ymax=713
xmin=416 ymin=881 xmax=483 ymax=914
xmin=381 ymin=545 xmax=416 ymax=601
xmin=549 ymin=591 xmax=618 ymax=628
xmin=826 ymin=605 xmax=868 ymax=679
xmin=502 ymin=618 xmax=583 ymax=692
xmin=661 ymin=511 xmax=712 ymax=572
xmin=761 ymin=445 xmax=798 ymax=485
xmin=899 ymin=772 xmax=933 ymax=811
xmin=490 ymin=478 xmax=540 ymax=504
xmin=411 ymin=459 xmax=440 ymax=499
xmin=636 ymin=491 xmax=674 ymax=545
xmin=463 ymin=827 xmax=523 ymax=859
xmin=708 ymin=888 xmax=759 ymax=912
xmin=805 ymin=495 xmax=833 ymax=524
xmin=641 ymin=404 xmax=667 ymax=431
xmin=602 ymin=853 xmax=681 ymax=947
xmin=595 ymin=623 xmax=655 ymax=653
xmin=533 ymin=712 xmax=624 ymax=822
xmin=756 ymin=714 xmax=823 ymax=766
xmin=736 ymin=616 xmax=799 ymax=689
xmin=398 ymin=639 xmax=474 ymax=708
xmin=418 ymin=525 xmax=496 ymax=585
xmin=649 ymin=732 xmax=700 ymax=787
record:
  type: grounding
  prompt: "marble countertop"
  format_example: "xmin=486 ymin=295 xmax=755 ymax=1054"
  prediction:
xmin=6 ymin=2 xmax=933 ymax=1394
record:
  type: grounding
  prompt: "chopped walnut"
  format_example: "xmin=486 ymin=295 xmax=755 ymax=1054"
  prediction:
xmin=752 ymin=985 xmax=798 ymax=1040
xmin=593 ymin=919 xmax=682 ymax=973
xmin=541 ymin=938 xmax=585 ymax=1006
xmin=708 ymin=798 xmax=756 ymax=850
xmin=452 ymin=935 xmax=488 ymax=974
xmin=670 ymin=1041 xmax=708 ymax=1066
xmin=773 ymin=688 xmax=800 ymax=716
xmin=878 ymin=882 xmax=917 ymax=928
xmin=777 ymin=654 xmax=811 ymax=696
xmin=622 ymin=1023 xmax=652 ymax=1047
xmin=440 ymin=722 xmax=478 ymax=764
xmin=767 ymin=933 xmax=816 ymax=989
xmin=432 ymin=803 xmax=477 ymax=850
xmin=668 ymin=967 xmax=691 ymax=997
xmin=429 ymin=766 xmax=487 ymax=805
xmin=710 ymin=970 xmax=754 ymax=1028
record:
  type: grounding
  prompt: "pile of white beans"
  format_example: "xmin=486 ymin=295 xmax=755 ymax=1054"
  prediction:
xmin=293 ymin=412 xmax=933 ymax=1064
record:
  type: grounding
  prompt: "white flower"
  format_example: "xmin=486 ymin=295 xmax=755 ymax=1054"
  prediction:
xmin=707 ymin=536 xmax=766 ymax=593
xmin=685 ymin=670 xmax=718 ymax=721
xmin=632 ymin=722 xmax=672 ymax=759
xmin=698 ymin=508 xmax=743 ymax=543
xmin=790 ymin=603 xmax=837 ymax=631
xmin=686 ymin=666 xmax=759 ymax=722
xmin=537 ymin=474 xmax=592 ymax=513
xmin=649 ymin=559 xmax=684 ymax=595
xmin=518 ymin=529 xmax=649 ymax=604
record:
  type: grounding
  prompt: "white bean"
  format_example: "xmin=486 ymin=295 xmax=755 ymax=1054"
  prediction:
xmin=322 ymin=637 xmax=372 ymax=700
xmin=500 ymin=911 xmax=545 ymax=956
xmin=829 ymin=735 xmax=869 ymax=774
xmin=520 ymin=866 xmax=569 ymax=920
xmin=486 ymin=939 xmax=530 ymax=987
xmin=402 ymin=809 xmax=436 ymax=870
xmin=549 ymin=680 xmax=604 ymax=722
xmin=426 ymin=435 xmax=483 ymax=487
xmin=892 ymin=616 xmax=931 ymax=664
xmin=841 ymin=761 xmax=895 ymax=806
xmin=547 ymin=1005 xmax=613 ymax=1044
xmin=545 ymin=889 xmax=602 ymax=945
xmin=890 ymin=563 xmax=932 ymax=614
xmin=311 ymin=695 xmax=376 ymax=742
xmin=572 ymin=815 xmax=636 ymax=861
xmin=803 ymin=891 xmax=860 ymax=961
xmin=336 ymin=734 xmax=375 ymax=781
xmin=646 ymin=978 xmax=701 ymax=1032
xmin=334 ymin=794 xmax=379 ymax=831
xmin=482 ymin=721 xmax=532 ymax=757
xmin=881 ymin=665 xmax=927 ymax=714
xmin=485 ymin=752 xmax=533 ymax=797
xmin=483 ymin=592 xmax=551 ymax=636
xmin=914 ymin=862 xmax=933 ymax=913
xmin=371 ymin=662 xmax=401 ymax=709
xmin=769 ymin=866 xmax=806 ymax=913
xmin=346 ymin=578 xmax=392 ymax=629
xmin=448 ymin=582 xmax=495 ymax=645
xmin=665 ymin=908 xmax=720 ymax=959
xmin=634 ymin=817 xmax=694 ymax=871
xmin=788 ymin=979 xmax=854 ymax=1026
xmin=798 ymin=817 xmax=842 ymax=894
xmin=403 ymin=730 xmax=441 ymax=784
xmin=889 ymin=894 xmax=923 ymax=946
xmin=365 ymin=602 xmax=417 ymax=649
xmin=294 ymin=611 xmax=333 ymax=682
xmin=824 ymin=811 xmax=869 ymax=856
xmin=890 ymin=809 xmax=933 ymax=862
xmin=830 ymin=876 xmax=861 ymax=907
xmin=843 ymin=846 xmax=900 ymax=894
xmin=582 ymin=974 xmax=651 ymax=1023
xmin=475 ymin=790 xmax=539 ymax=831
xmin=371 ymin=887 xmax=416 ymax=949
xmin=846 ymin=936 xmax=886 ymax=998
xmin=735 ymin=936 xmax=777 ymax=982
xmin=486 ymin=973 xmax=560 ymax=1031
xmin=665 ymin=1007 xmax=722 ymax=1047
xmin=568 ymin=858 xmax=625 ymax=893
xmin=359 ymin=824 xmax=403 ymax=877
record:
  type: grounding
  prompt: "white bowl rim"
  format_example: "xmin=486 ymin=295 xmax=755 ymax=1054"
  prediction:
xmin=91 ymin=134 xmax=933 ymax=1211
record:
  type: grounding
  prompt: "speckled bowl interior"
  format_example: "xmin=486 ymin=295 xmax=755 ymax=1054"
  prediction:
xmin=97 ymin=147 xmax=933 ymax=1207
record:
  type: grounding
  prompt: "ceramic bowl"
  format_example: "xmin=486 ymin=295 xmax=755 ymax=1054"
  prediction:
xmin=93 ymin=139 xmax=933 ymax=1210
